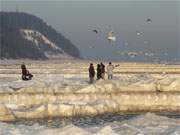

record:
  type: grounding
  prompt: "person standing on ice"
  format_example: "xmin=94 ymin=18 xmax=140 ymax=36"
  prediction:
xmin=107 ymin=62 xmax=114 ymax=79
xmin=89 ymin=63 xmax=95 ymax=84
xmin=107 ymin=62 xmax=119 ymax=79
xmin=96 ymin=64 xmax=101 ymax=80
xmin=100 ymin=63 xmax=105 ymax=79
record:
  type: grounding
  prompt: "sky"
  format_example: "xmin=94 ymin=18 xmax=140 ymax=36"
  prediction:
xmin=1 ymin=0 xmax=180 ymax=62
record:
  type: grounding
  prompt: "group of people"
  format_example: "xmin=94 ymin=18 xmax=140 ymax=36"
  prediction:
xmin=89 ymin=62 xmax=118 ymax=84
xmin=21 ymin=62 xmax=117 ymax=83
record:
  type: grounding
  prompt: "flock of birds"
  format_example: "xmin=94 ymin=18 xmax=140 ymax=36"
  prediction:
xmin=89 ymin=18 xmax=155 ymax=59
xmin=92 ymin=18 xmax=152 ymax=41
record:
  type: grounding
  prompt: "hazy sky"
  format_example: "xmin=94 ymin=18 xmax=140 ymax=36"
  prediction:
xmin=1 ymin=0 xmax=179 ymax=62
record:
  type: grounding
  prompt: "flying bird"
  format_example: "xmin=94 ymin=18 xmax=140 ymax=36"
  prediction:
xmin=93 ymin=30 xmax=98 ymax=34
xmin=107 ymin=31 xmax=116 ymax=42
xmin=147 ymin=18 xmax=152 ymax=22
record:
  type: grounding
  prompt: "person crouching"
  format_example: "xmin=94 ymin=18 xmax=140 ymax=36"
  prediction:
xmin=21 ymin=63 xmax=33 ymax=80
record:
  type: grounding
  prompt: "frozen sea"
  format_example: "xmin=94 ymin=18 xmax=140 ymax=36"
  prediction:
xmin=0 ymin=61 xmax=180 ymax=135
xmin=0 ymin=113 xmax=180 ymax=135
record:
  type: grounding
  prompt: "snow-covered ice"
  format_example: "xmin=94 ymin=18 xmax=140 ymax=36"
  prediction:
xmin=0 ymin=61 xmax=180 ymax=134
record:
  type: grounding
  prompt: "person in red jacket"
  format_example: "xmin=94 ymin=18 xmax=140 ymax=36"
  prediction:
xmin=21 ymin=63 xmax=33 ymax=80
xmin=89 ymin=63 xmax=95 ymax=84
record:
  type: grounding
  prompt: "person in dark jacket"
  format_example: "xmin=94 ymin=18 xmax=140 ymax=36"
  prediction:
xmin=89 ymin=63 xmax=95 ymax=84
xmin=21 ymin=63 xmax=33 ymax=80
xmin=97 ymin=64 xmax=101 ymax=80
xmin=100 ymin=62 xmax=105 ymax=79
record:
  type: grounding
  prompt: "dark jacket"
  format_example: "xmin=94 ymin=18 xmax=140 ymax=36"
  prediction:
xmin=100 ymin=63 xmax=105 ymax=73
xmin=21 ymin=64 xmax=27 ymax=75
xmin=97 ymin=64 xmax=101 ymax=79
xmin=89 ymin=65 xmax=95 ymax=78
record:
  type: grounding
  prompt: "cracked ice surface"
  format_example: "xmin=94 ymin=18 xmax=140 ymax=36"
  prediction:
xmin=0 ymin=113 xmax=179 ymax=135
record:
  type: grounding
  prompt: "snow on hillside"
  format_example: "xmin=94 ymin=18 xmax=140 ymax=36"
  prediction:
xmin=20 ymin=29 xmax=72 ymax=59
